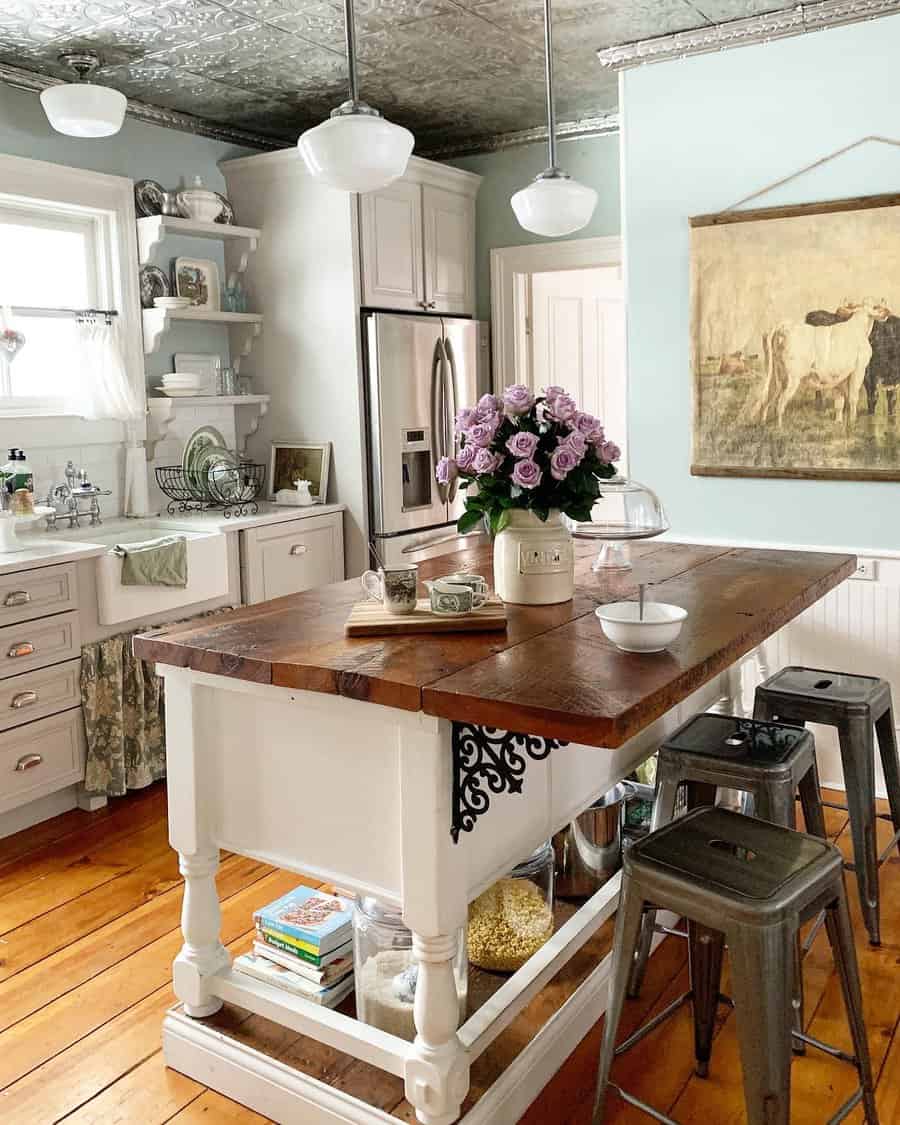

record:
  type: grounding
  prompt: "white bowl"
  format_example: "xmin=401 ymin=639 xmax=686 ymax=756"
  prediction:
xmin=594 ymin=601 xmax=688 ymax=653
xmin=154 ymin=296 xmax=192 ymax=309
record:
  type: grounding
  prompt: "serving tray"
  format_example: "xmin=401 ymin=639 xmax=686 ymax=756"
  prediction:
xmin=345 ymin=597 xmax=507 ymax=636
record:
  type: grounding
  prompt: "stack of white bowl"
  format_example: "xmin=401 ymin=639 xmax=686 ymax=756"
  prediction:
xmin=161 ymin=372 xmax=205 ymax=398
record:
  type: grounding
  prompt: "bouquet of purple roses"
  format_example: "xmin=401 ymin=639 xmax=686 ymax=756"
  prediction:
xmin=436 ymin=384 xmax=620 ymax=537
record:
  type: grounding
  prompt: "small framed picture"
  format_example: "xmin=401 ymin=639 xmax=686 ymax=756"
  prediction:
xmin=269 ymin=442 xmax=332 ymax=502
xmin=173 ymin=257 xmax=220 ymax=311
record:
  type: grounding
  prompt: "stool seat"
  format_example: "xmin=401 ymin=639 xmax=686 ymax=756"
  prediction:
xmin=759 ymin=665 xmax=889 ymax=715
xmin=632 ymin=806 xmax=840 ymax=909
xmin=593 ymin=808 xmax=879 ymax=1125
xmin=663 ymin=713 xmax=812 ymax=771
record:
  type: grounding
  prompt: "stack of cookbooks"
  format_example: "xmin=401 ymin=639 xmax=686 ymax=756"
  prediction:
xmin=234 ymin=885 xmax=354 ymax=1008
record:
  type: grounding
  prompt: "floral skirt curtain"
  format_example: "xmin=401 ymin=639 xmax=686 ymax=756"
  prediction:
xmin=81 ymin=630 xmax=166 ymax=797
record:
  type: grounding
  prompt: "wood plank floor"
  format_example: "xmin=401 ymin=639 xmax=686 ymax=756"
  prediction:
xmin=0 ymin=782 xmax=896 ymax=1123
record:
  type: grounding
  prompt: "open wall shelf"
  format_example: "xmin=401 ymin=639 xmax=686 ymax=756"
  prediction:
xmin=137 ymin=215 xmax=261 ymax=271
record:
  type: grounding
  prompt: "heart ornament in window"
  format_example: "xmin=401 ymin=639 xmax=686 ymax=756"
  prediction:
xmin=0 ymin=328 xmax=25 ymax=362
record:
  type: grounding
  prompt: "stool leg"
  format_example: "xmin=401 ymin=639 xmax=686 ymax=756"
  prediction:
xmin=797 ymin=757 xmax=828 ymax=840
xmin=839 ymin=716 xmax=881 ymax=945
xmin=874 ymin=706 xmax=900 ymax=851
xmin=755 ymin=780 xmax=806 ymax=1055
xmin=752 ymin=694 xmax=778 ymax=722
xmin=688 ymin=921 xmax=725 ymax=1078
xmin=824 ymin=889 xmax=880 ymax=1125
xmin=727 ymin=923 xmax=794 ymax=1125
xmin=627 ymin=773 xmax=681 ymax=999
xmin=592 ymin=878 xmax=647 ymax=1125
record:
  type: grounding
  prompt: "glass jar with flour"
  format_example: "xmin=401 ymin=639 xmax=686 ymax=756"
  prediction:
xmin=352 ymin=898 xmax=468 ymax=1041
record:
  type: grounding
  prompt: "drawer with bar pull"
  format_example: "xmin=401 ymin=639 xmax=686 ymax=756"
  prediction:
xmin=0 ymin=658 xmax=81 ymax=733
xmin=0 ymin=708 xmax=86 ymax=816
xmin=0 ymin=612 xmax=81 ymax=680
xmin=0 ymin=563 xmax=78 ymax=628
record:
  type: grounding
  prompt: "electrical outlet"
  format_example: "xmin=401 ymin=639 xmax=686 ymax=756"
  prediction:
xmin=852 ymin=558 xmax=877 ymax=582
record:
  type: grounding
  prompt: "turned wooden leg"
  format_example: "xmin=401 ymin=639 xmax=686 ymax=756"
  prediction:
xmin=173 ymin=849 xmax=230 ymax=1018
xmin=405 ymin=932 xmax=469 ymax=1125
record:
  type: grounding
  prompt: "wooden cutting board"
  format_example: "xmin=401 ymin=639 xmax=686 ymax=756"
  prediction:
xmin=345 ymin=597 xmax=507 ymax=636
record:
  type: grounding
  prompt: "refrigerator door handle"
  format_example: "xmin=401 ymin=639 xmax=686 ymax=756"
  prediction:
xmin=443 ymin=336 xmax=460 ymax=503
xmin=431 ymin=338 xmax=449 ymax=504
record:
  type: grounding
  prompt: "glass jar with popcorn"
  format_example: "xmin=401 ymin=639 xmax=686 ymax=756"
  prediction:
xmin=467 ymin=842 xmax=555 ymax=972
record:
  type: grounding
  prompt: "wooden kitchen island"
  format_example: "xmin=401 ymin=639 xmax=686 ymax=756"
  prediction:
xmin=134 ymin=541 xmax=855 ymax=1125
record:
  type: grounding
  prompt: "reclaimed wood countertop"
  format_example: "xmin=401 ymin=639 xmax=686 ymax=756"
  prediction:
xmin=133 ymin=540 xmax=855 ymax=748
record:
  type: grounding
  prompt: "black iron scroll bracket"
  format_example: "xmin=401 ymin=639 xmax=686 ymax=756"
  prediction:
xmin=450 ymin=722 xmax=568 ymax=842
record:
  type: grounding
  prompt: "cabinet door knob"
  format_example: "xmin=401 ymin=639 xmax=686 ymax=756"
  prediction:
xmin=14 ymin=753 xmax=43 ymax=771
xmin=11 ymin=690 xmax=38 ymax=709
xmin=4 ymin=590 xmax=30 ymax=607
xmin=289 ymin=544 xmax=308 ymax=556
xmin=7 ymin=642 xmax=34 ymax=659
xmin=427 ymin=301 xmax=436 ymax=309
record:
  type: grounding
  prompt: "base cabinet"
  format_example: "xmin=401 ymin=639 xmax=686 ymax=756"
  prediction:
xmin=240 ymin=512 xmax=345 ymax=604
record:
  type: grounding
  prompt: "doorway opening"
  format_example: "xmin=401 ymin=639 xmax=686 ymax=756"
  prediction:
xmin=490 ymin=237 xmax=626 ymax=466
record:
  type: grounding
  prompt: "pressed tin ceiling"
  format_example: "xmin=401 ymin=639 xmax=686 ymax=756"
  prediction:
xmin=0 ymin=0 xmax=885 ymax=153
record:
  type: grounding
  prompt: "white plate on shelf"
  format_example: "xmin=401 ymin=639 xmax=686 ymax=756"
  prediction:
xmin=161 ymin=389 xmax=205 ymax=397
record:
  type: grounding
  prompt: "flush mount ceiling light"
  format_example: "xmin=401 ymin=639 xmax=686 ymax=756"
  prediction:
xmin=510 ymin=0 xmax=597 ymax=237
xmin=297 ymin=0 xmax=414 ymax=192
xmin=40 ymin=51 xmax=127 ymax=138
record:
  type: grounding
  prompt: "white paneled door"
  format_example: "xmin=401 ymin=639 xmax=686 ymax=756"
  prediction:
xmin=530 ymin=266 xmax=626 ymax=464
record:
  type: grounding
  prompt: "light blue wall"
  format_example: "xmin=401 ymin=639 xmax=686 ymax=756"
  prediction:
xmin=0 ymin=82 xmax=258 ymax=383
xmin=622 ymin=15 xmax=900 ymax=552
xmin=449 ymin=133 xmax=621 ymax=319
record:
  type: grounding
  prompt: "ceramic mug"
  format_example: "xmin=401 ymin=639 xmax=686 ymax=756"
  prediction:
xmin=361 ymin=564 xmax=418 ymax=615
xmin=442 ymin=572 xmax=489 ymax=600
xmin=425 ymin=576 xmax=488 ymax=615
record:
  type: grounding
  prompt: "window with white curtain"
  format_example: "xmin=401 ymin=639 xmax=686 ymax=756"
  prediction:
xmin=0 ymin=196 xmax=112 ymax=412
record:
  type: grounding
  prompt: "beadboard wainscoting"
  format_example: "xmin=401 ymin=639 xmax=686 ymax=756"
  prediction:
xmin=677 ymin=538 xmax=898 ymax=799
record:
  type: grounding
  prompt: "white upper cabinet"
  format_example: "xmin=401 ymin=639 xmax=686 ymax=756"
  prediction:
xmin=422 ymin=185 xmax=475 ymax=316
xmin=358 ymin=158 xmax=479 ymax=316
xmin=359 ymin=179 xmax=424 ymax=312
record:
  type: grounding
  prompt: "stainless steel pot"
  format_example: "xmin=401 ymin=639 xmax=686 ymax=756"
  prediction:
xmin=552 ymin=782 xmax=633 ymax=898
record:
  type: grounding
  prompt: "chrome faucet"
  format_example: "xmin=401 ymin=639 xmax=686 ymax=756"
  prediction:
xmin=44 ymin=461 xmax=111 ymax=530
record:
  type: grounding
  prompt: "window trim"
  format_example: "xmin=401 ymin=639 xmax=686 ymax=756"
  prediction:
xmin=0 ymin=155 xmax=145 ymax=431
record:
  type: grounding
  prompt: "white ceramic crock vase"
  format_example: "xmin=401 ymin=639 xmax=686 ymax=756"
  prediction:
xmin=493 ymin=509 xmax=575 ymax=605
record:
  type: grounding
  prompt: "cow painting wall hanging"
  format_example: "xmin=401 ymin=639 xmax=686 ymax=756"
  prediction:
xmin=690 ymin=192 xmax=900 ymax=480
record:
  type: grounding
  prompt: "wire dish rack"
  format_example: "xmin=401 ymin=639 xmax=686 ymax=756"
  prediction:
xmin=155 ymin=463 xmax=266 ymax=518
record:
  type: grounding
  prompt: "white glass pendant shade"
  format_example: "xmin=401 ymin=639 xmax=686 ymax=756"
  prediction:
xmin=40 ymin=53 xmax=126 ymax=138
xmin=298 ymin=110 xmax=414 ymax=193
xmin=41 ymin=82 xmax=126 ymax=137
xmin=511 ymin=173 xmax=598 ymax=237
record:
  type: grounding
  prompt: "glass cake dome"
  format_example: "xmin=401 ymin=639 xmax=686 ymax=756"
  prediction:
xmin=570 ymin=476 xmax=669 ymax=571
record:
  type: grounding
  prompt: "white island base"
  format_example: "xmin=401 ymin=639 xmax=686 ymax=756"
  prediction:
xmin=157 ymin=656 xmax=756 ymax=1125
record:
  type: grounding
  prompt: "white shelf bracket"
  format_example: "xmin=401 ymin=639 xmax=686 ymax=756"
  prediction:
xmin=235 ymin=399 xmax=269 ymax=456
xmin=137 ymin=216 xmax=166 ymax=265
xmin=145 ymin=399 xmax=177 ymax=461
xmin=233 ymin=235 xmax=258 ymax=275
xmin=231 ymin=321 xmax=262 ymax=375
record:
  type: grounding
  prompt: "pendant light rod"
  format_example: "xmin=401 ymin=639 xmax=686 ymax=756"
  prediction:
xmin=343 ymin=0 xmax=360 ymax=107
xmin=541 ymin=0 xmax=558 ymax=172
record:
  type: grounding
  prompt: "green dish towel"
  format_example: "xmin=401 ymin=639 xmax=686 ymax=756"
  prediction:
xmin=112 ymin=535 xmax=188 ymax=588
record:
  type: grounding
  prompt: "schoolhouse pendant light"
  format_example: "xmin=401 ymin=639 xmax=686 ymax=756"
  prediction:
xmin=510 ymin=0 xmax=597 ymax=237
xmin=298 ymin=0 xmax=414 ymax=193
xmin=40 ymin=52 xmax=126 ymax=138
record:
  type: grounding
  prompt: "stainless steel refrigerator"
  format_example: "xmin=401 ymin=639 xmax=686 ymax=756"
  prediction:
xmin=364 ymin=312 xmax=490 ymax=566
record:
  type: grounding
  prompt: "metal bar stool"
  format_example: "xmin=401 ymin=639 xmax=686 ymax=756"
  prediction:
xmin=593 ymin=807 xmax=879 ymax=1125
xmin=754 ymin=666 xmax=900 ymax=945
xmin=627 ymin=713 xmax=827 ymax=1023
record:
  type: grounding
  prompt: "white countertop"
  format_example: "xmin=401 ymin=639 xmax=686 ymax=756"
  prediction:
xmin=0 ymin=502 xmax=345 ymax=575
